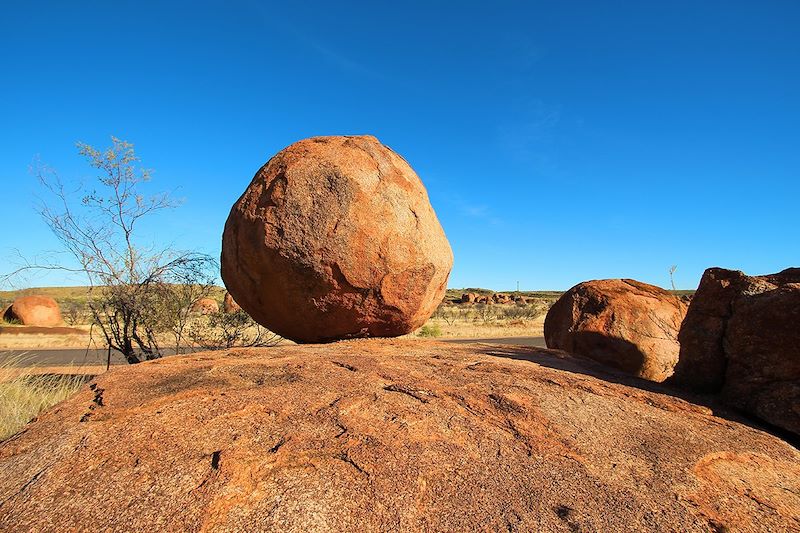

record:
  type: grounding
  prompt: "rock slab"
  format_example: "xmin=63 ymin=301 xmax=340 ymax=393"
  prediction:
xmin=544 ymin=279 xmax=687 ymax=382
xmin=3 ymin=295 xmax=63 ymax=327
xmin=221 ymin=135 xmax=453 ymax=343
xmin=671 ymin=267 xmax=800 ymax=437
xmin=1 ymin=340 xmax=798 ymax=532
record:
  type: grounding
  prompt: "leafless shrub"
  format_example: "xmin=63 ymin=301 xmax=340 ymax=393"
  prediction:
xmin=188 ymin=310 xmax=281 ymax=350
xmin=62 ymin=302 xmax=84 ymax=326
xmin=3 ymin=137 xmax=217 ymax=363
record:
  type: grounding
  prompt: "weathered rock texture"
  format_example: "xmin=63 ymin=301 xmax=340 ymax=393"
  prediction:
xmin=191 ymin=298 xmax=220 ymax=315
xmin=1 ymin=340 xmax=798 ymax=532
xmin=223 ymin=292 xmax=241 ymax=314
xmin=2 ymin=295 xmax=63 ymax=327
xmin=544 ymin=279 xmax=687 ymax=382
xmin=221 ymin=135 xmax=453 ymax=344
xmin=671 ymin=267 xmax=800 ymax=437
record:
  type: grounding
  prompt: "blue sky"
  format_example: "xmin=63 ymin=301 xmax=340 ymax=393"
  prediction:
xmin=1 ymin=1 xmax=798 ymax=291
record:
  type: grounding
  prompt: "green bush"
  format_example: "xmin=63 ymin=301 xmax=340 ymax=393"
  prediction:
xmin=417 ymin=323 xmax=443 ymax=338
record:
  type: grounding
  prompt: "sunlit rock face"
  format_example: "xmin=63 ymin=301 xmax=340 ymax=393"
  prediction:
xmin=221 ymin=135 xmax=452 ymax=343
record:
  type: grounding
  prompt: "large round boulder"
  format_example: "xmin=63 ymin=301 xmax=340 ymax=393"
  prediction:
xmin=1 ymin=340 xmax=798 ymax=531
xmin=544 ymin=279 xmax=687 ymax=382
xmin=221 ymin=135 xmax=453 ymax=343
xmin=3 ymin=295 xmax=63 ymax=327
xmin=670 ymin=267 xmax=800 ymax=438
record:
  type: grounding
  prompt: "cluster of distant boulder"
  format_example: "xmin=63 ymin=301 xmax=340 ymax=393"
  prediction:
xmin=189 ymin=293 xmax=242 ymax=315
xmin=459 ymin=292 xmax=529 ymax=305
xmin=2 ymin=292 xmax=244 ymax=326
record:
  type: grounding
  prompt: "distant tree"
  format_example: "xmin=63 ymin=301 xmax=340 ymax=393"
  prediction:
xmin=668 ymin=264 xmax=678 ymax=291
xmin=148 ymin=266 xmax=218 ymax=356
xmin=5 ymin=137 xmax=217 ymax=363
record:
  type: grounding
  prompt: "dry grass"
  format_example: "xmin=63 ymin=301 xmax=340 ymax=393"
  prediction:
xmin=410 ymin=300 xmax=551 ymax=339
xmin=0 ymin=354 xmax=88 ymax=441
xmin=413 ymin=315 xmax=546 ymax=339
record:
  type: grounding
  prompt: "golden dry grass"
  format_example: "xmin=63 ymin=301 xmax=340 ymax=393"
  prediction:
xmin=412 ymin=315 xmax=545 ymax=339
xmin=0 ymin=355 xmax=88 ymax=441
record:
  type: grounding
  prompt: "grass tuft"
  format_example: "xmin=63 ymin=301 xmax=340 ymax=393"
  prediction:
xmin=417 ymin=323 xmax=443 ymax=338
xmin=0 ymin=354 xmax=88 ymax=441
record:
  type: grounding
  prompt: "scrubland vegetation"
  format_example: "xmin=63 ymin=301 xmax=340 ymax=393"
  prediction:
xmin=414 ymin=291 xmax=558 ymax=338
xmin=1 ymin=139 xmax=278 ymax=362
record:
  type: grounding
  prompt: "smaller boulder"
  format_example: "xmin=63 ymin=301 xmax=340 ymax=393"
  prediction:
xmin=544 ymin=279 xmax=687 ymax=382
xmin=460 ymin=293 xmax=477 ymax=304
xmin=3 ymin=295 xmax=63 ymax=327
xmin=223 ymin=292 xmax=241 ymax=314
xmin=191 ymin=298 xmax=219 ymax=315
xmin=671 ymin=267 xmax=800 ymax=437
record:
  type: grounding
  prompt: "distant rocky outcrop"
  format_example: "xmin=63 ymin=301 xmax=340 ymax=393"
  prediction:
xmin=459 ymin=292 xmax=526 ymax=306
xmin=492 ymin=293 xmax=512 ymax=304
xmin=2 ymin=295 xmax=63 ymax=327
xmin=1 ymin=340 xmax=797 ymax=531
xmin=544 ymin=279 xmax=687 ymax=382
xmin=460 ymin=292 xmax=478 ymax=303
xmin=221 ymin=135 xmax=453 ymax=343
xmin=671 ymin=267 xmax=800 ymax=437
xmin=191 ymin=298 xmax=219 ymax=315
xmin=223 ymin=292 xmax=241 ymax=314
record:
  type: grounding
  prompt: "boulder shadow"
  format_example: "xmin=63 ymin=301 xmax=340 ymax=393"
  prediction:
xmin=477 ymin=341 xmax=799 ymax=448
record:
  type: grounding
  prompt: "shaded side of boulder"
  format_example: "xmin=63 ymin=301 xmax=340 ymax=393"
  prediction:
xmin=221 ymin=135 xmax=453 ymax=343
xmin=671 ymin=267 xmax=800 ymax=437
xmin=3 ymin=295 xmax=63 ymax=327
xmin=544 ymin=279 xmax=687 ymax=382
xmin=1 ymin=340 xmax=798 ymax=532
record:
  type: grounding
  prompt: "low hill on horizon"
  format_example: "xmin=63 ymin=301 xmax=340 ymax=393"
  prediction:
xmin=1 ymin=285 xmax=694 ymax=307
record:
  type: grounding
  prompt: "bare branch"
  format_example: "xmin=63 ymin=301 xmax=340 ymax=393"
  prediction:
xmin=5 ymin=137 xmax=219 ymax=363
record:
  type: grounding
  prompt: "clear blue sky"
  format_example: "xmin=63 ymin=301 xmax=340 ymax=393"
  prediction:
xmin=1 ymin=1 xmax=798 ymax=291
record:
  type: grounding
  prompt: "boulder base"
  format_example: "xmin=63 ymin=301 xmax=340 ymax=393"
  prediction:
xmin=221 ymin=135 xmax=453 ymax=343
xmin=1 ymin=340 xmax=798 ymax=532
xmin=3 ymin=295 xmax=62 ymax=326
xmin=671 ymin=267 xmax=800 ymax=437
xmin=544 ymin=279 xmax=687 ymax=381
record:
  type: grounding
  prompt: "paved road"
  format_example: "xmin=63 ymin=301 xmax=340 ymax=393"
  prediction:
xmin=0 ymin=337 xmax=547 ymax=367
xmin=443 ymin=336 xmax=546 ymax=348
xmin=0 ymin=348 xmax=181 ymax=367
